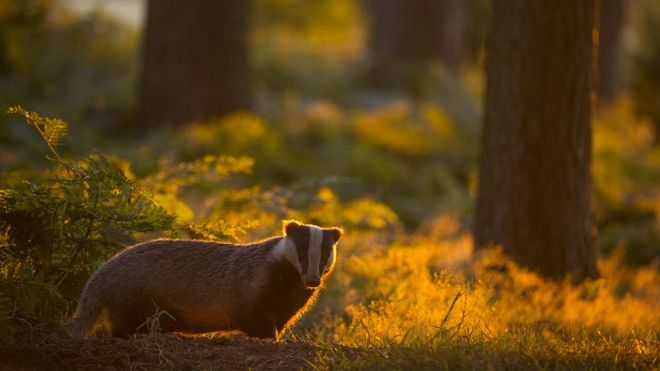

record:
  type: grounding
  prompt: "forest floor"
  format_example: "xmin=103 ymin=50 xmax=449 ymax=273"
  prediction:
xmin=0 ymin=319 xmax=357 ymax=370
xmin=1 ymin=318 xmax=657 ymax=370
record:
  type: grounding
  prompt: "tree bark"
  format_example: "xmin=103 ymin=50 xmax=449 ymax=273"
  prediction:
xmin=137 ymin=0 xmax=250 ymax=128
xmin=597 ymin=0 xmax=627 ymax=105
xmin=367 ymin=0 xmax=466 ymax=70
xmin=474 ymin=0 xmax=597 ymax=280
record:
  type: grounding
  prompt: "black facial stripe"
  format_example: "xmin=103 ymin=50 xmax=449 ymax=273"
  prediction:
xmin=290 ymin=227 xmax=310 ymax=273
xmin=319 ymin=230 xmax=334 ymax=271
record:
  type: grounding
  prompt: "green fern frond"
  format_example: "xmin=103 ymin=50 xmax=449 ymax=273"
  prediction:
xmin=41 ymin=117 xmax=68 ymax=148
xmin=7 ymin=105 xmax=68 ymax=160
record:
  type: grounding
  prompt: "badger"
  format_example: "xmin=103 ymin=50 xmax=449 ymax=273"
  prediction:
xmin=64 ymin=220 xmax=342 ymax=340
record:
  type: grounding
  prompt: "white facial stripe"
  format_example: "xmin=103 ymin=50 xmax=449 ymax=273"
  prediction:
xmin=307 ymin=225 xmax=323 ymax=278
xmin=324 ymin=244 xmax=336 ymax=273
xmin=273 ymin=237 xmax=302 ymax=273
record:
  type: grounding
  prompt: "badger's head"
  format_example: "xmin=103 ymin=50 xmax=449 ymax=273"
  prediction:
xmin=277 ymin=220 xmax=342 ymax=288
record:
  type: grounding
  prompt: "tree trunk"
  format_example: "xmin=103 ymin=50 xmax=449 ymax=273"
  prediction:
xmin=367 ymin=0 xmax=466 ymax=70
xmin=597 ymin=0 xmax=627 ymax=105
xmin=474 ymin=0 xmax=597 ymax=280
xmin=137 ymin=0 xmax=250 ymax=128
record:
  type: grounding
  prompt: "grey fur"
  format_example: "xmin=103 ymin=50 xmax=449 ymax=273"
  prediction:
xmin=64 ymin=221 xmax=342 ymax=340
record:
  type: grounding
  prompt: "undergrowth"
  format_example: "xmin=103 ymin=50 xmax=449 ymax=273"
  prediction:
xmin=0 ymin=107 xmax=262 ymax=333
xmin=304 ymin=225 xmax=659 ymax=369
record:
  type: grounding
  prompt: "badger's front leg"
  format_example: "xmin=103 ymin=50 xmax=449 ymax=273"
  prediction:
xmin=242 ymin=318 xmax=280 ymax=340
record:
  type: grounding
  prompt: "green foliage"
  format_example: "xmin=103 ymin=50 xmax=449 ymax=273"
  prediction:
xmin=7 ymin=105 xmax=67 ymax=159
xmin=0 ymin=0 xmax=138 ymax=152
xmin=0 ymin=0 xmax=52 ymax=78
xmin=184 ymin=219 xmax=259 ymax=243
xmin=255 ymin=0 xmax=360 ymax=33
xmin=0 ymin=108 xmax=176 ymax=329
xmin=0 ymin=108 xmax=267 ymax=340
xmin=593 ymin=101 xmax=660 ymax=264
xmin=287 ymin=187 xmax=398 ymax=230
xmin=253 ymin=0 xmax=363 ymax=96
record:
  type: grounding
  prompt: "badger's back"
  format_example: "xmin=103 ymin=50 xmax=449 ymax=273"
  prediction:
xmin=104 ymin=239 xmax=273 ymax=298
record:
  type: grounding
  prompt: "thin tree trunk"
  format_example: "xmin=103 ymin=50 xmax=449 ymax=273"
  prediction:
xmin=475 ymin=0 xmax=597 ymax=280
xmin=137 ymin=0 xmax=250 ymax=128
xmin=597 ymin=0 xmax=627 ymax=105
xmin=367 ymin=0 xmax=466 ymax=70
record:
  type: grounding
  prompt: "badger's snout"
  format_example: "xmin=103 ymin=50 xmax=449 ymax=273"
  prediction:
xmin=305 ymin=277 xmax=321 ymax=287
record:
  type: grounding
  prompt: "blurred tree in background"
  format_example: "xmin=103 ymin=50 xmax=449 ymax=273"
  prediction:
xmin=137 ymin=0 xmax=250 ymax=128
xmin=475 ymin=0 xmax=597 ymax=279
xmin=0 ymin=0 xmax=50 ymax=81
xmin=362 ymin=0 xmax=470 ymax=92
xmin=597 ymin=0 xmax=627 ymax=105
xmin=630 ymin=0 xmax=660 ymax=142
xmin=366 ymin=0 xmax=467 ymax=71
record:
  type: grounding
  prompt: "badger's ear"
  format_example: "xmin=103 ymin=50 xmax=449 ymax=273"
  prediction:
xmin=283 ymin=220 xmax=303 ymax=236
xmin=328 ymin=227 xmax=343 ymax=243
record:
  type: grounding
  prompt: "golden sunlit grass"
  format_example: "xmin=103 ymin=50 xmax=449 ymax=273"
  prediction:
xmin=302 ymin=216 xmax=659 ymax=369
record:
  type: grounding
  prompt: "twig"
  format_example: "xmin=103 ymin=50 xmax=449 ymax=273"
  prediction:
xmin=439 ymin=291 xmax=462 ymax=329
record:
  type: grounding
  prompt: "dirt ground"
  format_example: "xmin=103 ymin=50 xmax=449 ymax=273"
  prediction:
xmin=0 ymin=319 xmax=352 ymax=370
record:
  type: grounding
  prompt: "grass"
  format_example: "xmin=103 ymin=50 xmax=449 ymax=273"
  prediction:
xmin=295 ymin=221 xmax=659 ymax=370
xmin=313 ymin=331 xmax=657 ymax=370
